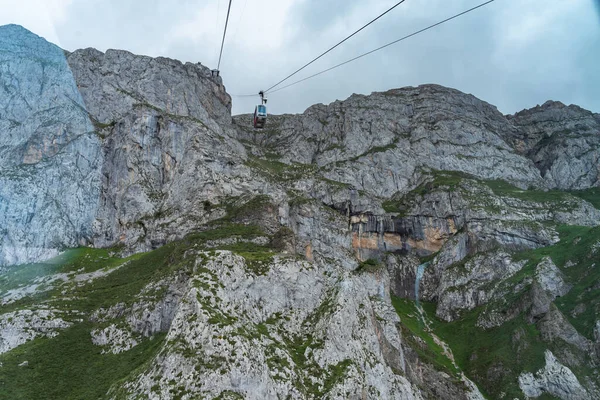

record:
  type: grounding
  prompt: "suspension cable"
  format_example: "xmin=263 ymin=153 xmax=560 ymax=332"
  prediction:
xmin=268 ymin=0 xmax=495 ymax=95
xmin=217 ymin=0 xmax=234 ymax=71
xmin=264 ymin=0 xmax=409 ymax=93
xmin=214 ymin=0 xmax=221 ymax=64
xmin=230 ymin=0 xmax=249 ymax=44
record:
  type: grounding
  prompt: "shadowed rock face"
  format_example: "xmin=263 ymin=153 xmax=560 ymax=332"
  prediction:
xmin=349 ymin=177 xmax=599 ymax=264
xmin=350 ymin=214 xmax=459 ymax=260
xmin=0 ymin=25 xmax=101 ymax=266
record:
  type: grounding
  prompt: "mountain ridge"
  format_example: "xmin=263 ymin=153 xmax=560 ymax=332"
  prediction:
xmin=1 ymin=24 xmax=599 ymax=400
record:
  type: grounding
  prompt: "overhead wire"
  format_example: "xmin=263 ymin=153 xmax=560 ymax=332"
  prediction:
xmin=224 ymin=0 xmax=252 ymax=97
xmin=230 ymin=0 xmax=249 ymax=44
xmin=217 ymin=0 xmax=234 ymax=71
xmin=214 ymin=0 xmax=221 ymax=64
xmin=264 ymin=0 xmax=409 ymax=93
xmin=268 ymin=0 xmax=496 ymax=95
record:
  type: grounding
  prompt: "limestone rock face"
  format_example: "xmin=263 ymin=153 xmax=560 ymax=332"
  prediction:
xmin=507 ymin=101 xmax=600 ymax=190
xmin=518 ymin=351 xmax=593 ymax=400
xmin=64 ymin=48 xmax=261 ymax=253
xmin=535 ymin=257 xmax=571 ymax=299
xmin=91 ymin=324 xmax=139 ymax=354
xmin=235 ymin=85 xmax=547 ymax=197
xmin=366 ymin=175 xmax=598 ymax=322
xmin=112 ymin=251 xmax=427 ymax=400
xmin=537 ymin=307 xmax=593 ymax=356
xmin=434 ymin=250 xmax=526 ymax=322
xmin=0 ymin=309 xmax=71 ymax=354
xmin=0 ymin=25 xmax=102 ymax=266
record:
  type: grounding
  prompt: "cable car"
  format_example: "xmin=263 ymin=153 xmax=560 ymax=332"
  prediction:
xmin=253 ymin=104 xmax=267 ymax=129
xmin=253 ymin=91 xmax=268 ymax=129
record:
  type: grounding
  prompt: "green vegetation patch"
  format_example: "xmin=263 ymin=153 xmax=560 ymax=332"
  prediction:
xmin=347 ymin=139 xmax=399 ymax=162
xmin=424 ymin=225 xmax=600 ymax=398
xmin=220 ymin=194 xmax=274 ymax=223
xmin=423 ymin=302 xmax=546 ymax=399
xmin=219 ymin=241 xmax=274 ymax=276
xmin=382 ymin=170 xmax=470 ymax=214
xmin=354 ymin=258 xmax=383 ymax=274
xmin=542 ymin=226 xmax=600 ymax=339
xmin=1 ymin=248 xmax=151 ymax=316
xmin=282 ymin=333 xmax=353 ymax=396
xmin=570 ymin=187 xmax=600 ymax=209
xmin=391 ymin=296 xmax=459 ymax=376
xmin=381 ymin=197 xmax=409 ymax=215
xmin=0 ymin=250 xmax=78 ymax=295
xmin=188 ymin=223 xmax=264 ymax=243
xmin=245 ymin=156 xmax=317 ymax=183
xmin=420 ymin=170 xmax=471 ymax=193
xmin=383 ymin=170 xmax=588 ymax=216
xmin=0 ymin=322 xmax=165 ymax=400
xmin=213 ymin=390 xmax=245 ymax=400
xmin=507 ymin=225 xmax=600 ymax=339
xmin=318 ymin=176 xmax=352 ymax=190
xmin=188 ymin=195 xmax=284 ymax=276
xmin=484 ymin=179 xmax=573 ymax=204
xmin=0 ymin=247 xmax=132 ymax=296
xmin=59 ymin=240 xmax=200 ymax=313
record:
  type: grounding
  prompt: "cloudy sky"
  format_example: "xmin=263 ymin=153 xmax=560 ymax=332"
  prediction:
xmin=1 ymin=0 xmax=599 ymax=116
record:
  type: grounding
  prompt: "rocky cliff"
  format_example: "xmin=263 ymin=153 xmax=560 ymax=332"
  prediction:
xmin=507 ymin=101 xmax=600 ymax=190
xmin=0 ymin=25 xmax=102 ymax=266
xmin=1 ymin=25 xmax=599 ymax=400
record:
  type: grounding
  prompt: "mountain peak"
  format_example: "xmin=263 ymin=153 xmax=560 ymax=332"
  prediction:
xmin=0 ymin=23 xmax=45 ymax=40
xmin=0 ymin=23 xmax=63 ymax=60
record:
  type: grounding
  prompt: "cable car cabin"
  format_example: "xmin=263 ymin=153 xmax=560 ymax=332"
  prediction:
xmin=253 ymin=104 xmax=267 ymax=129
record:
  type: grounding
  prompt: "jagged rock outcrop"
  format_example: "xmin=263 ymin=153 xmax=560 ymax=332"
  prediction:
xmin=433 ymin=250 xmax=526 ymax=321
xmin=535 ymin=257 xmax=571 ymax=298
xmin=0 ymin=25 xmax=102 ymax=266
xmin=91 ymin=324 xmax=139 ymax=354
xmin=0 ymin=309 xmax=71 ymax=354
xmin=518 ymin=350 xmax=594 ymax=400
xmin=235 ymin=85 xmax=547 ymax=198
xmin=111 ymin=251 xmax=431 ymax=399
xmin=359 ymin=175 xmax=598 ymax=319
xmin=506 ymin=101 xmax=600 ymax=190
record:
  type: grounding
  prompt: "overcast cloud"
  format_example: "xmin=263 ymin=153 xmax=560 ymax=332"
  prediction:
xmin=1 ymin=0 xmax=599 ymax=116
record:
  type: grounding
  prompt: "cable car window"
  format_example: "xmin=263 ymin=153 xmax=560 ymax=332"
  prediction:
xmin=258 ymin=105 xmax=266 ymax=114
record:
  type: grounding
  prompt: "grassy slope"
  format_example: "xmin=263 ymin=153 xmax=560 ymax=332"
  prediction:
xmin=0 ymin=322 xmax=166 ymax=400
xmin=0 ymin=246 xmax=167 ymax=399
xmin=383 ymin=170 xmax=590 ymax=214
xmin=570 ymin=187 xmax=600 ymax=209
xmin=418 ymin=224 xmax=600 ymax=399
xmin=391 ymin=296 xmax=459 ymax=376
xmin=0 ymin=214 xmax=276 ymax=399
xmin=422 ymin=301 xmax=547 ymax=399
xmin=387 ymin=177 xmax=600 ymax=398
xmin=0 ymin=248 xmax=120 ymax=294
